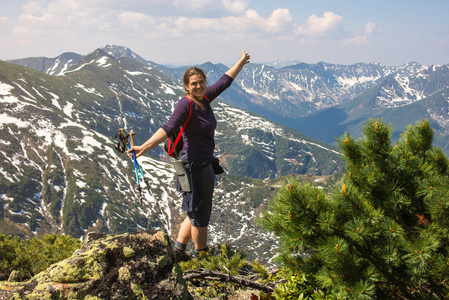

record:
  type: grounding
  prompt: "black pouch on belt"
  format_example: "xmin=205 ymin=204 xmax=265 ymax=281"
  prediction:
xmin=172 ymin=160 xmax=191 ymax=192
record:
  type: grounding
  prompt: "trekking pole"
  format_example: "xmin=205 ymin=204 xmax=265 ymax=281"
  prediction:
xmin=128 ymin=131 xmax=144 ymax=203
xmin=115 ymin=128 xmax=143 ymax=203
xmin=128 ymin=131 xmax=160 ymax=209
xmin=114 ymin=128 xmax=167 ymax=227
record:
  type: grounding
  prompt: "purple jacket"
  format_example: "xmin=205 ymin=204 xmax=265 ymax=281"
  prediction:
xmin=162 ymin=74 xmax=233 ymax=160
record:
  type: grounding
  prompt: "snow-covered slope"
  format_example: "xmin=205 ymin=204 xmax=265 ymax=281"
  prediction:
xmin=0 ymin=50 xmax=342 ymax=264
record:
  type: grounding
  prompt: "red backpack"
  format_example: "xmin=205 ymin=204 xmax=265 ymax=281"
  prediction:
xmin=164 ymin=99 xmax=191 ymax=158
xmin=164 ymin=96 xmax=210 ymax=158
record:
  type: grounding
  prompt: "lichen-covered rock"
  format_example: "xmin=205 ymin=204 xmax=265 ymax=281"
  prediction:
xmin=0 ymin=230 xmax=193 ymax=299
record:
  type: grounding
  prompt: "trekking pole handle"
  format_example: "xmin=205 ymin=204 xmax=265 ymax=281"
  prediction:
xmin=129 ymin=131 xmax=136 ymax=147
xmin=128 ymin=131 xmax=140 ymax=176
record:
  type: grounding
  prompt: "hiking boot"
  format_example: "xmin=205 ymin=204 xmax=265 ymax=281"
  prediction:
xmin=173 ymin=248 xmax=191 ymax=263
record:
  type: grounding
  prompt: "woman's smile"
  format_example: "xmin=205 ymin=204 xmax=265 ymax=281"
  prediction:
xmin=186 ymin=74 xmax=206 ymax=99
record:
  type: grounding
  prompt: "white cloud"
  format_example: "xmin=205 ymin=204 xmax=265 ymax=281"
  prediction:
xmin=365 ymin=21 xmax=377 ymax=35
xmin=4 ymin=1 xmax=435 ymax=66
xmin=295 ymin=12 xmax=343 ymax=37
xmin=117 ymin=12 xmax=156 ymax=30
xmin=173 ymin=0 xmax=214 ymax=11
xmin=16 ymin=0 xmax=107 ymax=31
xmin=245 ymin=8 xmax=293 ymax=33
xmin=343 ymin=35 xmax=369 ymax=45
xmin=221 ymin=0 xmax=249 ymax=15
xmin=11 ymin=0 xmax=253 ymax=39
xmin=171 ymin=7 xmax=292 ymax=36
xmin=266 ymin=9 xmax=293 ymax=33
xmin=365 ymin=21 xmax=383 ymax=35
xmin=342 ymin=21 xmax=384 ymax=45
xmin=172 ymin=0 xmax=248 ymax=15
xmin=18 ymin=0 xmax=54 ymax=24
xmin=174 ymin=16 xmax=217 ymax=32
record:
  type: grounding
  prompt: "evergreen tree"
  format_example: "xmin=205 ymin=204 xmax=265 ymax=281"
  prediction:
xmin=260 ymin=119 xmax=449 ymax=299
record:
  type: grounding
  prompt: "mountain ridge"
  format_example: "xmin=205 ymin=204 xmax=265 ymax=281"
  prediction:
xmin=0 ymin=53 xmax=342 ymax=263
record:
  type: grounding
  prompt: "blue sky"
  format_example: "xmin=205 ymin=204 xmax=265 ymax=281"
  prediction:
xmin=1 ymin=0 xmax=448 ymax=66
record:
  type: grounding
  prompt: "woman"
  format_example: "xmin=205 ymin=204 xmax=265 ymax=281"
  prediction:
xmin=128 ymin=50 xmax=250 ymax=261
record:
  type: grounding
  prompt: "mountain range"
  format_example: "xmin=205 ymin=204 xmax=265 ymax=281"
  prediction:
xmin=12 ymin=45 xmax=449 ymax=153
xmin=2 ymin=44 xmax=449 ymax=263
xmin=1 ymin=45 xmax=344 ymax=264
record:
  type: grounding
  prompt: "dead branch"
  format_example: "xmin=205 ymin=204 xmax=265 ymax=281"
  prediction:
xmin=183 ymin=270 xmax=274 ymax=293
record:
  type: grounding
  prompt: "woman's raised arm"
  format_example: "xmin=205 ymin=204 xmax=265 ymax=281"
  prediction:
xmin=225 ymin=50 xmax=251 ymax=80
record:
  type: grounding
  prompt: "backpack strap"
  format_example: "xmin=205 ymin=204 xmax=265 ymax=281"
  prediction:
xmin=168 ymin=98 xmax=193 ymax=157
xmin=203 ymin=95 xmax=210 ymax=103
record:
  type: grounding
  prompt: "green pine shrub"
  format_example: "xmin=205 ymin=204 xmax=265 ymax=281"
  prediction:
xmin=271 ymin=271 xmax=336 ymax=300
xmin=259 ymin=118 xmax=449 ymax=299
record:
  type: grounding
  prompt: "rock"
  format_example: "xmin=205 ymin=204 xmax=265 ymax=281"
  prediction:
xmin=8 ymin=270 xmax=22 ymax=282
xmin=0 ymin=230 xmax=193 ymax=299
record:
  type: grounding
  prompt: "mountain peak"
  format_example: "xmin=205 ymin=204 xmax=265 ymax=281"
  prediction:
xmin=102 ymin=44 xmax=132 ymax=58
xmin=87 ymin=48 xmax=112 ymax=58
xmin=101 ymin=44 xmax=151 ymax=66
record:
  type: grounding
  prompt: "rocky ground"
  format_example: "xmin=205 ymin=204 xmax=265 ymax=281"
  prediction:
xmin=0 ymin=230 xmax=192 ymax=299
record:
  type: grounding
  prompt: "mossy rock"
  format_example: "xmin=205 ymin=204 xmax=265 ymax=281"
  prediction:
xmin=0 ymin=230 xmax=192 ymax=299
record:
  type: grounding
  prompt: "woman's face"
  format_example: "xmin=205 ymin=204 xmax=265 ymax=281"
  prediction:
xmin=186 ymin=74 xmax=206 ymax=100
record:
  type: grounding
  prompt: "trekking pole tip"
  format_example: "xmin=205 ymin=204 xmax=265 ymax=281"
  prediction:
xmin=136 ymin=184 xmax=143 ymax=203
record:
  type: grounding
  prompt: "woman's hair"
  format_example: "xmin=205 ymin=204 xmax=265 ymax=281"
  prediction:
xmin=183 ymin=67 xmax=207 ymax=110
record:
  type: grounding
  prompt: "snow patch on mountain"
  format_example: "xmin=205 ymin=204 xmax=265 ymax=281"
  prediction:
xmin=75 ymin=84 xmax=104 ymax=98
xmin=337 ymin=75 xmax=381 ymax=88
xmin=376 ymin=74 xmax=425 ymax=107
xmin=0 ymin=82 xmax=14 ymax=95
xmin=160 ymin=83 xmax=177 ymax=96
xmin=0 ymin=113 xmax=30 ymax=128
xmin=0 ymin=82 xmax=21 ymax=104
xmin=125 ymin=70 xmax=147 ymax=76
xmin=63 ymin=61 xmax=95 ymax=74
xmin=220 ymin=104 xmax=276 ymax=132
xmin=75 ymin=133 xmax=103 ymax=154
xmin=50 ymin=59 xmax=71 ymax=76
xmin=47 ymin=91 xmax=61 ymax=109
xmin=96 ymin=56 xmax=111 ymax=68
xmin=63 ymin=102 xmax=74 ymax=118
xmin=427 ymin=93 xmax=449 ymax=132
xmin=12 ymin=81 xmax=37 ymax=103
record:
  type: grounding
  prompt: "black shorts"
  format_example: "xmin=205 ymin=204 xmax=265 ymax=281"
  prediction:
xmin=184 ymin=163 xmax=215 ymax=227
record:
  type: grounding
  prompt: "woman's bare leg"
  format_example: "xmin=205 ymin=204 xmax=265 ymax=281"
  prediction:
xmin=176 ymin=216 xmax=207 ymax=251
xmin=191 ymin=226 xmax=207 ymax=250
xmin=176 ymin=216 xmax=192 ymax=244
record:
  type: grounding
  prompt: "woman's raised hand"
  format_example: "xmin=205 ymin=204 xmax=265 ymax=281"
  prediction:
xmin=240 ymin=49 xmax=250 ymax=65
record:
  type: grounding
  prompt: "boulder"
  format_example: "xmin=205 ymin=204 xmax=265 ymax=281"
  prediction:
xmin=0 ymin=230 xmax=193 ymax=299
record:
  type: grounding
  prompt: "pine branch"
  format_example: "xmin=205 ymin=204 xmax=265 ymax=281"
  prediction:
xmin=329 ymin=225 xmax=416 ymax=299
xmin=182 ymin=270 xmax=275 ymax=293
xmin=351 ymin=242 xmax=418 ymax=300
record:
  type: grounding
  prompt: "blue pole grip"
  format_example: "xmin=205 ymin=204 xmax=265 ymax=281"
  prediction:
xmin=127 ymin=144 xmax=140 ymax=185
